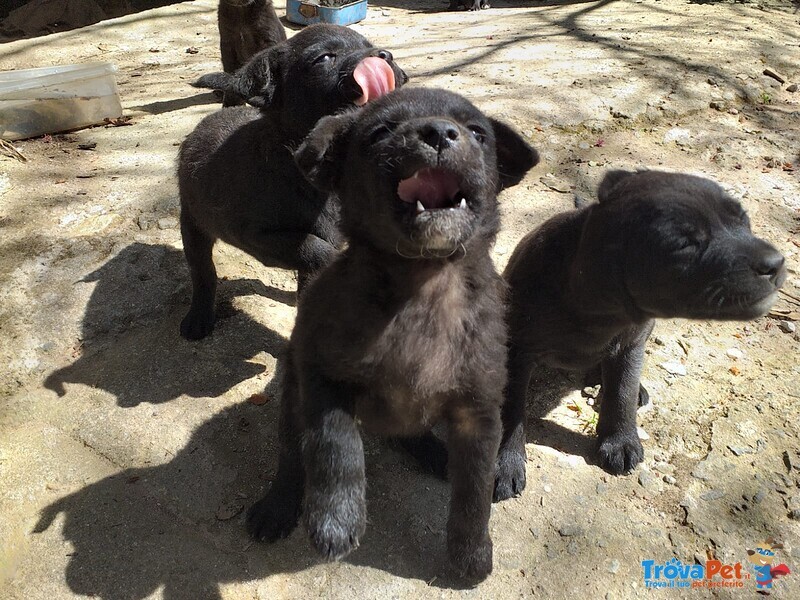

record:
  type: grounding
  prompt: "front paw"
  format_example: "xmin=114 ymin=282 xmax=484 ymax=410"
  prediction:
xmin=304 ymin=492 xmax=366 ymax=561
xmin=180 ymin=308 xmax=215 ymax=340
xmin=247 ymin=492 xmax=300 ymax=542
xmin=448 ymin=534 xmax=493 ymax=580
xmin=596 ymin=430 xmax=644 ymax=475
xmin=494 ymin=443 xmax=526 ymax=502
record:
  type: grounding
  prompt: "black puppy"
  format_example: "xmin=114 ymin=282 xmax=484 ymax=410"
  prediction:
xmin=246 ymin=88 xmax=538 ymax=579
xmin=450 ymin=0 xmax=489 ymax=11
xmin=196 ymin=0 xmax=286 ymax=107
xmin=178 ymin=24 xmax=407 ymax=340
xmin=495 ymin=170 xmax=786 ymax=499
xmin=219 ymin=0 xmax=286 ymax=73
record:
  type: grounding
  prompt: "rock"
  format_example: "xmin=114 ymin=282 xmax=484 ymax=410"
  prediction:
xmin=728 ymin=445 xmax=753 ymax=456
xmin=789 ymin=509 xmax=800 ymax=520
xmin=778 ymin=320 xmax=796 ymax=334
xmin=700 ymin=489 xmax=724 ymax=501
xmin=787 ymin=83 xmax=798 ymax=93
xmin=582 ymin=385 xmax=601 ymax=399
xmin=637 ymin=427 xmax=650 ymax=441
xmin=763 ymin=68 xmax=786 ymax=84
xmin=539 ymin=174 xmax=572 ymax=193
xmin=710 ymin=100 xmax=727 ymax=111
xmin=660 ymin=361 xmax=687 ymax=376
xmin=664 ymin=128 xmax=691 ymax=147
xmin=725 ymin=347 xmax=744 ymax=360
xmin=639 ymin=470 xmax=660 ymax=493
xmin=596 ymin=482 xmax=608 ymax=494
xmin=663 ymin=475 xmax=677 ymax=485
xmin=559 ymin=523 xmax=583 ymax=537
xmin=157 ymin=216 xmax=179 ymax=230
xmin=783 ymin=450 xmax=796 ymax=472
xmin=543 ymin=484 xmax=552 ymax=493
xmin=566 ymin=540 xmax=579 ymax=555
xmin=753 ymin=490 xmax=766 ymax=504
xmin=607 ymin=559 xmax=620 ymax=574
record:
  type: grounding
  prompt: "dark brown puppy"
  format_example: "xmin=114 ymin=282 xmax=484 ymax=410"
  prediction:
xmin=178 ymin=24 xmax=407 ymax=340
xmin=451 ymin=0 xmax=489 ymax=10
xmin=495 ymin=170 xmax=786 ymax=499
xmin=218 ymin=0 xmax=286 ymax=73
xmin=246 ymin=88 xmax=538 ymax=579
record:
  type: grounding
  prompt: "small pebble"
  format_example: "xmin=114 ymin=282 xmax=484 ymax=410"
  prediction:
xmin=787 ymin=83 xmax=798 ymax=93
xmin=607 ymin=559 xmax=620 ymax=574
xmin=637 ymin=427 xmax=650 ymax=441
xmin=779 ymin=320 xmax=796 ymax=334
xmin=660 ymin=361 xmax=687 ymax=376
xmin=663 ymin=475 xmax=677 ymax=485
xmin=559 ymin=524 xmax=583 ymax=537
xmin=700 ymin=489 xmax=724 ymax=501
xmin=726 ymin=348 xmax=743 ymax=360
xmin=790 ymin=509 xmax=800 ymax=520
xmin=543 ymin=484 xmax=552 ymax=493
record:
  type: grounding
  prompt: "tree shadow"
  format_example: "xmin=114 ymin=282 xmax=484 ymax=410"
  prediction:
xmin=43 ymin=242 xmax=294 ymax=407
xmin=0 ymin=0 xmax=191 ymax=43
xmin=128 ymin=91 xmax=220 ymax=115
xmin=33 ymin=396 xmax=483 ymax=598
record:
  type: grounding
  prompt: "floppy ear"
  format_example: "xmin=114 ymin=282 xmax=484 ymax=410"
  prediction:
xmin=294 ymin=112 xmax=358 ymax=192
xmin=231 ymin=48 xmax=278 ymax=108
xmin=489 ymin=118 xmax=539 ymax=190
xmin=597 ymin=170 xmax=636 ymax=203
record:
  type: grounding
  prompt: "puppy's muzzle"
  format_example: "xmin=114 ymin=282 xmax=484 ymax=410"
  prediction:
xmin=752 ymin=244 xmax=786 ymax=287
xmin=420 ymin=120 xmax=461 ymax=154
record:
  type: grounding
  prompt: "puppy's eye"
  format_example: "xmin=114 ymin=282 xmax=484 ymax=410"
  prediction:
xmin=313 ymin=53 xmax=336 ymax=65
xmin=673 ymin=237 xmax=700 ymax=254
xmin=469 ymin=127 xmax=487 ymax=144
xmin=369 ymin=125 xmax=392 ymax=144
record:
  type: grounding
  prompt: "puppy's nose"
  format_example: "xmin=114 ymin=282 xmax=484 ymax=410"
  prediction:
xmin=753 ymin=247 xmax=786 ymax=284
xmin=420 ymin=120 xmax=460 ymax=152
xmin=375 ymin=49 xmax=393 ymax=62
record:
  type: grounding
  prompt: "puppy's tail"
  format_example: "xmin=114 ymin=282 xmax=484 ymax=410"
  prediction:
xmin=191 ymin=72 xmax=234 ymax=92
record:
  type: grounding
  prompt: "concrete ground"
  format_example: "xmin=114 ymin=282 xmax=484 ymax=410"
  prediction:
xmin=1 ymin=0 xmax=799 ymax=598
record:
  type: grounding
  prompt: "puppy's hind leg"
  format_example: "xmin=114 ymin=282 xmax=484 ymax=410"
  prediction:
xmin=447 ymin=404 xmax=501 ymax=580
xmin=180 ymin=211 xmax=218 ymax=340
xmin=494 ymin=346 xmax=533 ymax=501
xmin=595 ymin=330 xmax=651 ymax=475
xmin=301 ymin=372 xmax=366 ymax=561
xmin=248 ymin=355 xmax=304 ymax=541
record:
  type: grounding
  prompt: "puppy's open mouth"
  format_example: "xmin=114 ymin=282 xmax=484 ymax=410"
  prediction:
xmin=397 ymin=168 xmax=468 ymax=214
xmin=353 ymin=57 xmax=396 ymax=106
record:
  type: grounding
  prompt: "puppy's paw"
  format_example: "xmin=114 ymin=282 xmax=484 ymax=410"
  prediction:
xmin=596 ymin=430 xmax=644 ymax=475
xmin=180 ymin=309 xmax=215 ymax=340
xmin=493 ymin=445 xmax=526 ymax=502
xmin=304 ymin=493 xmax=366 ymax=561
xmin=247 ymin=493 xmax=300 ymax=542
xmin=448 ymin=534 xmax=493 ymax=581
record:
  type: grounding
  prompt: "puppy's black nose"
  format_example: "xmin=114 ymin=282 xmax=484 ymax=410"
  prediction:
xmin=420 ymin=120 xmax=460 ymax=152
xmin=375 ymin=50 xmax=393 ymax=62
xmin=753 ymin=247 xmax=785 ymax=284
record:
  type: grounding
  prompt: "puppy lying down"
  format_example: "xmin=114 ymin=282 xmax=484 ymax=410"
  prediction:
xmin=495 ymin=170 xmax=786 ymax=499
xmin=246 ymin=88 xmax=538 ymax=580
xmin=178 ymin=24 xmax=406 ymax=340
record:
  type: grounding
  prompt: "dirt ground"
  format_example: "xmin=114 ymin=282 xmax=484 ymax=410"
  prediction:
xmin=1 ymin=0 xmax=800 ymax=598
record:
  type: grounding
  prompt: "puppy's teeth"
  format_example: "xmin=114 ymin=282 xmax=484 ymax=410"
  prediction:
xmin=416 ymin=200 xmax=425 ymax=213
xmin=459 ymin=198 xmax=467 ymax=209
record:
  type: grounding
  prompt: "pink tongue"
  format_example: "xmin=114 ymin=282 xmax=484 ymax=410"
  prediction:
xmin=397 ymin=168 xmax=460 ymax=209
xmin=353 ymin=57 xmax=396 ymax=106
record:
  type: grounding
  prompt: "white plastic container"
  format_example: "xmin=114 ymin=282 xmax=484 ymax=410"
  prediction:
xmin=0 ymin=62 xmax=123 ymax=141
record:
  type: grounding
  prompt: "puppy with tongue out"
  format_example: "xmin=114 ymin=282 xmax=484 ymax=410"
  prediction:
xmin=178 ymin=24 xmax=407 ymax=340
xmin=246 ymin=88 xmax=539 ymax=579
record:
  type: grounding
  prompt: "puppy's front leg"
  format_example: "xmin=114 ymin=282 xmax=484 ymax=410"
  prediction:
xmin=302 ymin=372 xmax=366 ymax=561
xmin=494 ymin=345 xmax=533 ymax=501
xmin=447 ymin=404 xmax=501 ymax=580
xmin=595 ymin=329 xmax=651 ymax=474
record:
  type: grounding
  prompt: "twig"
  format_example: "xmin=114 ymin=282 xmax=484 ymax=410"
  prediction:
xmin=0 ymin=139 xmax=27 ymax=162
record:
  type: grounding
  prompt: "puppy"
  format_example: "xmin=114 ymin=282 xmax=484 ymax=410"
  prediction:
xmin=178 ymin=24 xmax=407 ymax=340
xmin=218 ymin=0 xmax=286 ymax=73
xmin=245 ymin=88 xmax=538 ymax=579
xmin=450 ymin=0 xmax=489 ymax=11
xmin=195 ymin=0 xmax=286 ymax=107
xmin=495 ymin=170 xmax=786 ymax=499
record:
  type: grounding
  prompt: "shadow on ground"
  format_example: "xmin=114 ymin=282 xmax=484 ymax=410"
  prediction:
xmin=43 ymin=242 xmax=291 ymax=407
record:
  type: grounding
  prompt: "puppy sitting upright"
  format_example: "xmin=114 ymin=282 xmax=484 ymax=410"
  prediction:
xmin=246 ymin=88 xmax=538 ymax=579
xmin=178 ymin=24 xmax=407 ymax=339
xmin=495 ymin=170 xmax=786 ymax=499
xmin=218 ymin=0 xmax=286 ymax=74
